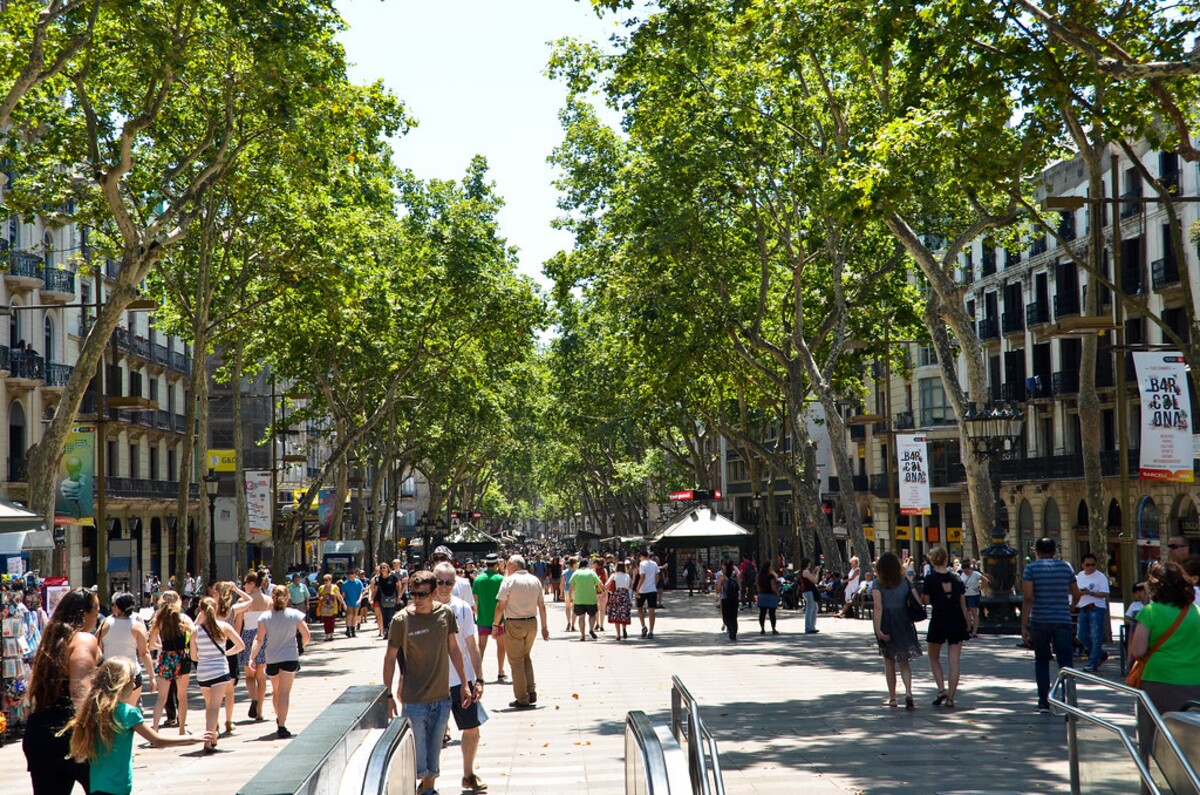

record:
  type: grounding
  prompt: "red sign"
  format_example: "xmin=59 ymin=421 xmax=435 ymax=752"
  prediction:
xmin=669 ymin=490 xmax=695 ymax=501
xmin=669 ymin=489 xmax=722 ymax=501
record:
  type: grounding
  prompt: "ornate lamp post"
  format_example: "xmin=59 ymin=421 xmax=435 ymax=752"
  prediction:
xmin=963 ymin=402 xmax=1025 ymax=633
xmin=203 ymin=469 xmax=220 ymax=583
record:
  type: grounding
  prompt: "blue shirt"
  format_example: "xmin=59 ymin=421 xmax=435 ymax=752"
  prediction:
xmin=533 ymin=560 xmax=547 ymax=578
xmin=1023 ymin=558 xmax=1075 ymax=624
xmin=90 ymin=702 xmax=143 ymax=795
xmin=341 ymin=577 xmax=365 ymax=606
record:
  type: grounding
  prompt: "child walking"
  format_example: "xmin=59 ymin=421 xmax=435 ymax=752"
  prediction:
xmin=64 ymin=658 xmax=214 ymax=795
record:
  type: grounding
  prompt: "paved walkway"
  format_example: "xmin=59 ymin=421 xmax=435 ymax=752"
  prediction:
xmin=3 ymin=595 xmax=1102 ymax=793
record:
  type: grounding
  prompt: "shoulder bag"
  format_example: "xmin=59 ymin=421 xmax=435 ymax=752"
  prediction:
xmin=905 ymin=584 xmax=928 ymax=623
xmin=1126 ymin=606 xmax=1190 ymax=688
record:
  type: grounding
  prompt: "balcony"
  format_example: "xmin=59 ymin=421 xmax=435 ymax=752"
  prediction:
xmin=869 ymin=473 xmax=898 ymax=497
xmin=170 ymin=350 xmax=191 ymax=374
xmin=894 ymin=410 xmax=915 ymax=430
xmin=7 ymin=457 xmax=28 ymax=483
xmin=5 ymin=250 xmax=45 ymax=288
xmin=977 ymin=316 xmax=999 ymax=341
xmin=1120 ymin=190 xmax=1142 ymax=219
xmin=851 ymin=474 xmax=869 ymax=492
xmin=0 ymin=345 xmax=9 ymax=373
xmin=132 ymin=334 xmax=151 ymax=360
xmin=1000 ymin=382 xmax=1026 ymax=402
xmin=104 ymin=258 xmax=121 ymax=280
xmin=153 ymin=343 xmax=171 ymax=367
xmin=849 ymin=423 xmax=865 ymax=441
xmin=41 ymin=268 xmax=76 ymax=301
xmin=1001 ymin=310 xmax=1024 ymax=335
xmin=8 ymin=351 xmax=44 ymax=382
xmin=981 ymin=247 xmax=997 ymax=277
xmin=1052 ymin=370 xmax=1080 ymax=395
xmin=1026 ymin=300 xmax=1051 ymax=327
xmin=1054 ymin=292 xmax=1080 ymax=320
xmin=43 ymin=362 xmax=74 ymax=389
xmin=106 ymin=477 xmax=199 ymax=500
xmin=155 ymin=409 xmax=172 ymax=430
xmin=1151 ymin=257 xmax=1180 ymax=290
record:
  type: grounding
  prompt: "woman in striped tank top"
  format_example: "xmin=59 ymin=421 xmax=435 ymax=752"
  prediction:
xmin=189 ymin=597 xmax=245 ymax=752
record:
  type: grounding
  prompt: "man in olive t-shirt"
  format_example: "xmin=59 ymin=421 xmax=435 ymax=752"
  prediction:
xmin=383 ymin=570 xmax=470 ymax=795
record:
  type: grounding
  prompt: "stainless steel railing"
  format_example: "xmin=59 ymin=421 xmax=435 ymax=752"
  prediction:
xmin=359 ymin=717 xmax=416 ymax=795
xmin=625 ymin=710 xmax=691 ymax=794
xmin=669 ymin=676 xmax=726 ymax=795
xmin=1051 ymin=667 xmax=1200 ymax=794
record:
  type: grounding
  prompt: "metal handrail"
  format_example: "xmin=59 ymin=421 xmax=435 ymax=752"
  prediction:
xmin=1051 ymin=667 xmax=1200 ymax=794
xmin=359 ymin=716 xmax=416 ymax=795
xmin=625 ymin=711 xmax=677 ymax=794
xmin=670 ymin=676 xmax=726 ymax=795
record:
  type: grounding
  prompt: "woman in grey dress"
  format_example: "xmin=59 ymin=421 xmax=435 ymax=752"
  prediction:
xmin=872 ymin=552 xmax=923 ymax=709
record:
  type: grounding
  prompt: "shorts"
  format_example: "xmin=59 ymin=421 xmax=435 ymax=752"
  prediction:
xmin=402 ymin=699 xmax=451 ymax=781
xmin=198 ymin=672 xmax=232 ymax=688
xmin=450 ymin=684 xmax=489 ymax=730
xmin=573 ymin=604 xmax=598 ymax=616
xmin=966 ymin=595 xmax=981 ymax=609
xmin=228 ymin=653 xmax=241 ymax=683
xmin=477 ymin=625 xmax=492 ymax=636
xmin=266 ymin=659 xmax=300 ymax=676
xmin=132 ymin=671 xmax=144 ymax=690
xmin=156 ymin=650 xmax=192 ymax=680
xmin=636 ymin=592 xmax=659 ymax=610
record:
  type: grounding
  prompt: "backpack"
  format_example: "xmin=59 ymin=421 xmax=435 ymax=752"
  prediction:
xmin=723 ymin=573 xmax=739 ymax=600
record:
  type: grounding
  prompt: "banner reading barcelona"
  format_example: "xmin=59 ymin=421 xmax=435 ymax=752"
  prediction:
xmin=896 ymin=434 xmax=932 ymax=516
xmin=245 ymin=470 xmax=273 ymax=536
xmin=1133 ymin=351 xmax=1194 ymax=482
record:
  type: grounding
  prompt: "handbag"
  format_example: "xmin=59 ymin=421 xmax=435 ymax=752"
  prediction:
xmin=1126 ymin=606 xmax=1190 ymax=688
xmin=905 ymin=587 xmax=928 ymax=623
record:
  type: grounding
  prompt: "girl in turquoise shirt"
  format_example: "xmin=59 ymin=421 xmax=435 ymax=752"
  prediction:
xmin=63 ymin=658 xmax=213 ymax=795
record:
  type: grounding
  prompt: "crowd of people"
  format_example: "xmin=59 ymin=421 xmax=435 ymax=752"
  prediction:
xmin=12 ymin=532 xmax=1200 ymax=795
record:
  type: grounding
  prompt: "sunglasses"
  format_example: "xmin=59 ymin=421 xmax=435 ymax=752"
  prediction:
xmin=436 ymin=578 xmax=455 ymax=586
xmin=1167 ymin=544 xmax=1188 ymax=550
xmin=410 ymin=590 xmax=433 ymax=598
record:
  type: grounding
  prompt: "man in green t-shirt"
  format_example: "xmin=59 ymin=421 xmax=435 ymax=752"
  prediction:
xmin=472 ymin=554 xmax=508 ymax=681
xmin=569 ymin=562 xmax=604 ymax=642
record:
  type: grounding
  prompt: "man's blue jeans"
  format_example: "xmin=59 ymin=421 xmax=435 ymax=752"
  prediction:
xmin=1077 ymin=607 xmax=1106 ymax=669
xmin=1031 ymin=621 xmax=1074 ymax=706
xmin=402 ymin=698 xmax=451 ymax=782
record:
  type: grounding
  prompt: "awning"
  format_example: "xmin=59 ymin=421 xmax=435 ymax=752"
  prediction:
xmin=321 ymin=540 xmax=366 ymax=556
xmin=649 ymin=508 xmax=753 ymax=547
xmin=0 ymin=499 xmax=46 ymax=535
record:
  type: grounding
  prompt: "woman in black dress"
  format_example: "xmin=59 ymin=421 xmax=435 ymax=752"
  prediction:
xmin=923 ymin=546 xmax=970 ymax=708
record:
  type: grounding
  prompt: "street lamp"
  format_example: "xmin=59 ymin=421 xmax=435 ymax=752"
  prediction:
xmin=752 ymin=493 xmax=763 ymax=558
xmin=203 ymin=469 xmax=219 ymax=583
xmin=963 ymin=402 xmax=1025 ymax=633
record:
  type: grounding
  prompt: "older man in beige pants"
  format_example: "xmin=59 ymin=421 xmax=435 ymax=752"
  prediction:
xmin=492 ymin=555 xmax=549 ymax=709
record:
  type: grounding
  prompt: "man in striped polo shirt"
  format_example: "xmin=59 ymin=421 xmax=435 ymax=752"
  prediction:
xmin=1021 ymin=537 xmax=1082 ymax=713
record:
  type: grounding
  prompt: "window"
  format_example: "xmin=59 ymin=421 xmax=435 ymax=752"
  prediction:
xmin=128 ymin=443 xmax=139 ymax=479
xmin=917 ymin=346 xmax=936 ymax=367
xmin=9 ymin=300 xmax=18 ymax=347
xmin=919 ymin=377 xmax=953 ymax=426
xmin=43 ymin=232 xmax=54 ymax=268
xmin=167 ymin=449 xmax=176 ymax=481
xmin=149 ymin=445 xmax=159 ymax=480
xmin=43 ymin=316 xmax=53 ymax=363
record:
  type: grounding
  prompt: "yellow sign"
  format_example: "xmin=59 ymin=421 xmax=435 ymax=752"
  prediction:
xmin=293 ymin=489 xmax=318 ymax=510
xmin=863 ymin=526 xmax=875 ymax=540
xmin=947 ymin=527 xmax=963 ymax=543
xmin=894 ymin=527 xmax=911 ymax=541
xmin=207 ymin=449 xmax=237 ymax=472
xmin=913 ymin=527 xmax=924 ymax=542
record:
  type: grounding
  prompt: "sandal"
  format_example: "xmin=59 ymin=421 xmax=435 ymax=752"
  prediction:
xmin=884 ymin=697 xmax=897 ymax=708
xmin=944 ymin=698 xmax=956 ymax=709
xmin=905 ymin=695 xmax=915 ymax=710
xmin=225 ymin=720 xmax=234 ymax=734
xmin=932 ymin=691 xmax=948 ymax=706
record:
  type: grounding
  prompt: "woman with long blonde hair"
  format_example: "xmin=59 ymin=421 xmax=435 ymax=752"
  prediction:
xmin=65 ymin=658 xmax=209 ymax=794
xmin=190 ymin=596 xmax=245 ymax=752
xmin=148 ymin=591 xmax=194 ymax=732
xmin=248 ymin=585 xmax=310 ymax=739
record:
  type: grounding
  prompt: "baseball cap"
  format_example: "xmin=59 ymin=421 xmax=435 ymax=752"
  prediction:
xmin=433 ymin=545 xmax=453 ymax=560
xmin=484 ymin=553 xmax=500 ymax=564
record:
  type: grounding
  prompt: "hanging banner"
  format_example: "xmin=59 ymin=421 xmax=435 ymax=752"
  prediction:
xmin=55 ymin=426 xmax=95 ymax=527
xmin=1134 ymin=352 xmax=1194 ymax=482
xmin=317 ymin=489 xmax=336 ymax=531
xmin=896 ymin=434 xmax=932 ymax=516
xmin=245 ymin=470 xmax=273 ymax=537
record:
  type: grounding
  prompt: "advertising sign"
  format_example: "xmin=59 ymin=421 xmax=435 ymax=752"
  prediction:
xmin=318 ymin=489 xmax=336 ymax=532
xmin=55 ymin=426 xmax=95 ymax=527
xmin=1133 ymin=352 xmax=1194 ymax=482
xmin=245 ymin=470 xmax=273 ymax=536
xmin=206 ymin=449 xmax=237 ymax=472
xmin=896 ymin=434 xmax=932 ymax=516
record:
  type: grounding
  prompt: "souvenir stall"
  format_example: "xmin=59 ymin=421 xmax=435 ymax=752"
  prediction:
xmin=0 ymin=501 xmax=50 ymax=744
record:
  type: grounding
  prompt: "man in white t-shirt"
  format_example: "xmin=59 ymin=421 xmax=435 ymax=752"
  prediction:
xmin=434 ymin=562 xmax=487 ymax=793
xmin=959 ymin=561 xmax=990 ymax=637
xmin=633 ymin=551 xmax=660 ymax=639
xmin=1074 ymin=553 xmax=1110 ymax=672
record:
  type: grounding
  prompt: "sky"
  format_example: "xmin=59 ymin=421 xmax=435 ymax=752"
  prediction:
xmin=334 ymin=0 xmax=620 ymax=290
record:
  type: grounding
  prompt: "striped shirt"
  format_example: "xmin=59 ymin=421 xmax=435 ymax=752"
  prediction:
xmin=1023 ymin=558 xmax=1075 ymax=624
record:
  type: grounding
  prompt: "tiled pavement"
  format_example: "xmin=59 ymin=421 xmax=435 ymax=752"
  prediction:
xmin=3 ymin=594 xmax=1108 ymax=793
